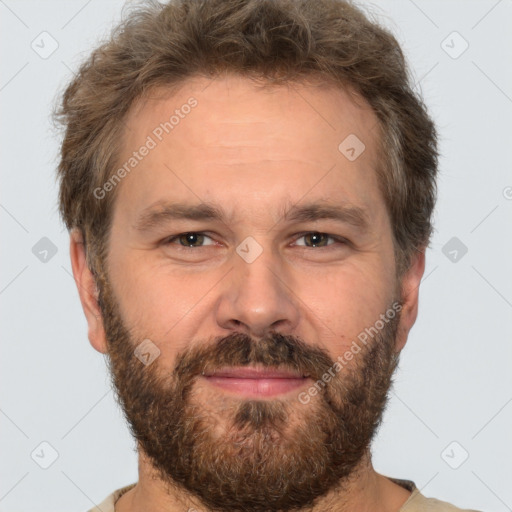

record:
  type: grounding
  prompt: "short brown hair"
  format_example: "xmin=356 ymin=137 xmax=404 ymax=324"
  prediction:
xmin=55 ymin=0 xmax=438 ymax=278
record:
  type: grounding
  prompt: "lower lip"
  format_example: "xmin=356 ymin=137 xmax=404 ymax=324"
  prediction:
xmin=203 ymin=376 xmax=310 ymax=397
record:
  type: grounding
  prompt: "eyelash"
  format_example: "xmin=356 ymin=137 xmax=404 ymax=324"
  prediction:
xmin=162 ymin=231 xmax=348 ymax=249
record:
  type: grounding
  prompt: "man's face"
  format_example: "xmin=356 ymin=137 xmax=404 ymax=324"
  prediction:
xmin=79 ymin=75 xmax=422 ymax=511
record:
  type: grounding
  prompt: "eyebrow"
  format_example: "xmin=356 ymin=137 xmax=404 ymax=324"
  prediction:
xmin=133 ymin=200 xmax=370 ymax=232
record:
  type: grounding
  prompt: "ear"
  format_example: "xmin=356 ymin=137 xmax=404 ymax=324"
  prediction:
xmin=69 ymin=228 xmax=108 ymax=354
xmin=394 ymin=248 xmax=426 ymax=353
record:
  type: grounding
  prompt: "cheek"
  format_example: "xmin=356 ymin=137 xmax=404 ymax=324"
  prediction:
xmin=294 ymin=259 xmax=395 ymax=350
xmin=109 ymin=271 xmax=202 ymax=372
xmin=109 ymin=256 xmax=220 ymax=345
xmin=123 ymin=272 xmax=196 ymax=323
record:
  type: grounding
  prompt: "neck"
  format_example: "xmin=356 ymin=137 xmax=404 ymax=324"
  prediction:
xmin=115 ymin=449 xmax=412 ymax=512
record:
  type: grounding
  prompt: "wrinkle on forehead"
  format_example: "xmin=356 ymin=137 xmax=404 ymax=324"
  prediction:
xmin=115 ymin=74 xmax=386 ymax=235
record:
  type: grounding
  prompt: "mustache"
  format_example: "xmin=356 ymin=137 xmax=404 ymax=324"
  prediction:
xmin=172 ymin=331 xmax=337 ymax=384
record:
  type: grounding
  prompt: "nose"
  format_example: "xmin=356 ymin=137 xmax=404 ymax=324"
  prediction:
xmin=215 ymin=244 xmax=300 ymax=338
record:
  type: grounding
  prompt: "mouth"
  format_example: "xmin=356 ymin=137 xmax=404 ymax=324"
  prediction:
xmin=201 ymin=366 xmax=311 ymax=398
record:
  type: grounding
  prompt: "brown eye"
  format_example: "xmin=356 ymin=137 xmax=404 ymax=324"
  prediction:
xmin=295 ymin=232 xmax=339 ymax=248
xmin=303 ymin=232 xmax=330 ymax=247
xmin=178 ymin=233 xmax=205 ymax=247
xmin=164 ymin=232 xmax=215 ymax=247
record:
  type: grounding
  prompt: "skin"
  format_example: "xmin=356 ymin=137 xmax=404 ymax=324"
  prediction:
xmin=70 ymin=74 xmax=425 ymax=511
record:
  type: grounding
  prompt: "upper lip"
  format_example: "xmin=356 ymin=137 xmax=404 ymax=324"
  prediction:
xmin=203 ymin=367 xmax=309 ymax=379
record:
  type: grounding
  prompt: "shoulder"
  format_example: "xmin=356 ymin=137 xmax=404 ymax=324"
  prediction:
xmin=389 ymin=478 xmax=483 ymax=512
xmin=85 ymin=483 xmax=137 ymax=512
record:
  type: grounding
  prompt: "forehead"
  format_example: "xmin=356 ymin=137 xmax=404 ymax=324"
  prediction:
xmin=125 ymin=74 xmax=380 ymax=154
xmin=115 ymin=74 xmax=384 ymax=224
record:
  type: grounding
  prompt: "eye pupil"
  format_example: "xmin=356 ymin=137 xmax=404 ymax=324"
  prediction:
xmin=180 ymin=233 xmax=203 ymax=246
xmin=307 ymin=232 xmax=327 ymax=247
xmin=173 ymin=232 xmax=334 ymax=248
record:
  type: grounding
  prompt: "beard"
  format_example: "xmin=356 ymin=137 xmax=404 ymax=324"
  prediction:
xmin=98 ymin=276 xmax=401 ymax=512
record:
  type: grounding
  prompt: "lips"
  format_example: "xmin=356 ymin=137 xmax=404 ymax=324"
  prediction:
xmin=204 ymin=367 xmax=309 ymax=379
xmin=202 ymin=366 xmax=311 ymax=397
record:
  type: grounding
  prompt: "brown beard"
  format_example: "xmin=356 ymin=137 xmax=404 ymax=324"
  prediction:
xmin=98 ymin=277 xmax=401 ymax=512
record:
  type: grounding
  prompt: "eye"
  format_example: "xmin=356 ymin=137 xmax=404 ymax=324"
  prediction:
xmin=294 ymin=232 xmax=346 ymax=248
xmin=161 ymin=231 xmax=347 ymax=250
xmin=164 ymin=232 xmax=215 ymax=248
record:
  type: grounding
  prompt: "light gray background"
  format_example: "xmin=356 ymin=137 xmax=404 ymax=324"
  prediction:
xmin=1 ymin=0 xmax=511 ymax=511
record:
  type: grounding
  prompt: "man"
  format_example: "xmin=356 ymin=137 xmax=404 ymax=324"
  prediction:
xmin=55 ymin=0 xmax=482 ymax=510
